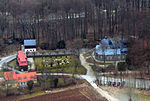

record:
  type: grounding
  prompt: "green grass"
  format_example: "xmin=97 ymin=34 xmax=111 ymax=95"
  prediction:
xmin=34 ymin=56 xmax=86 ymax=75
xmin=19 ymin=91 xmax=46 ymax=100
xmin=83 ymin=51 xmax=93 ymax=57
xmin=57 ymin=78 xmax=66 ymax=86
xmin=0 ymin=72 xmax=3 ymax=77
xmin=86 ymin=57 xmax=113 ymax=65
xmin=7 ymin=55 xmax=87 ymax=75
xmin=8 ymin=59 xmax=17 ymax=67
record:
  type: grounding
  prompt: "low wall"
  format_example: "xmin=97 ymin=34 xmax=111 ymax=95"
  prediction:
xmin=26 ymin=51 xmax=73 ymax=57
xmin=94 ymin=52 xmax=126 ymax=61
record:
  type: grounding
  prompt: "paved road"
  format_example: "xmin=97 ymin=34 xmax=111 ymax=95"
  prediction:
xmin=0 ymin=54 xmax=16 ymax=67
xmin=80 ymin=54 xmax=119 ymax=101
xmin=0 ymin=54 xmax=23 ymax=73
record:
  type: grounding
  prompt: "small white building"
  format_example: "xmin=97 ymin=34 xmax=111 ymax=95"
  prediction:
xmin=24 ymin=39 xmax=36 ymax=52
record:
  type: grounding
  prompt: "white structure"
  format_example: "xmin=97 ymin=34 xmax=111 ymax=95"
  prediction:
xmin=24 ymin=40 xmax=36 ymax=52
xmin=21 ymin=45 xmax=25 ymax=51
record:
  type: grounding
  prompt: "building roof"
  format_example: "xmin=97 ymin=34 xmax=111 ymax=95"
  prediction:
xmin=96 ymin=48 xmax=121 ymax=55
xmin=4 ymin=71 xmax=16 ymax=80
xmin=96 ymin=45 xmax=127 ymax=55
xmin=4 ymin=71 xmax=37 ymax=83
xmin=17 ymin=51 xmax=28 ymax=66
xmin=96 ymin=36 xmax=128 ymax=55
xmin=100 ymin=37 xmax=113 ymax=47
xmin=24 ymin=40 xmax=36 ymax=46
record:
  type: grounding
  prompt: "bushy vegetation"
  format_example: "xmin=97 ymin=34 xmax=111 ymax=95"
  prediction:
xmin=83 ymin=51 xmax=93 ymax=57
xmin=117 ymin=62 xmax=127 ymax=71
xmin=8 ymin=59 xmax=17 ymax=67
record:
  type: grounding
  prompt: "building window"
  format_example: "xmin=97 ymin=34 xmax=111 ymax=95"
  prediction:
xmin=110 ymin=56 xmax=112 ymax=60
xmin=31 ymin=76 xmax=33 ymax=79
xmin=24 ymin=77 xmax=27 ymax=80
xmin=18 ymin=77 xmax=21 ymax=81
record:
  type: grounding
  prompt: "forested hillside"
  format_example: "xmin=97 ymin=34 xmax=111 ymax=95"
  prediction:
xmin=0 ymin=0 xmax=150 ymax=50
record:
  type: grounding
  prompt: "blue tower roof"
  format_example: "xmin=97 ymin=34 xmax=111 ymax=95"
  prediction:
xmin=96 ymin=37 xmax=128 ymax=55
xmin=100 ymin=38 xmax=114 ymax=47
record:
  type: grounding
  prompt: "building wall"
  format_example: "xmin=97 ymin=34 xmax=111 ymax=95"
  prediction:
xmin=95 ymin=52 xmax=126 ymax=61
xmin=18 ymin=81 xmax=37 ymax=87
xmin=25 ymin=48 xmax=36 ymax=52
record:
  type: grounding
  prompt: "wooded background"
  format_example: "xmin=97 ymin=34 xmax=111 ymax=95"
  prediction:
xmin=0 ymin=0 xmax=149 ymax=48
xmin=0 ymin=0 xmax=150 ymax=64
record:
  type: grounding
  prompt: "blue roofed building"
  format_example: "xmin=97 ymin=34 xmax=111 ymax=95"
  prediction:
xmin=95 ymin=36 xmax=127 ymax=61
xmin=24 ymin=39 xmax=36 ymax=52
xmin=100 ymin=37 xmax=113 ymax=47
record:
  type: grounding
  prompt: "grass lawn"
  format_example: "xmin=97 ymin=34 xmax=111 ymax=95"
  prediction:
xmin=82 ymin=51 xmax=114 ymax=65
xmin=34 ymin=56 xmax=87 ymax=75
xmin=8 ymin=55 xmax=87 ymax=75
xmin=0 ymin=72 xmax=3 ymax=77
xmin=86 ymin=57 xmax=113 ymax=65
xmin=83 ymin=51 xmax=93 ymax=58
xmin=19 ymin=91 xmax=46 ymax=100
xmin=8 ymin=59 xmax=17 ymax=67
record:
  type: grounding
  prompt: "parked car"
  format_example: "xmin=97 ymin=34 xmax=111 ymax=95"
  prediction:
xmin=113 ymin=82 xmax=116 ymax=86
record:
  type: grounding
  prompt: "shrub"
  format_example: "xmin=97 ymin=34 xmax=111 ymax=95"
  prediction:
xmin=27 ymin=80 xmax=34 ymax=93
xmin=56 ymin=40 xmax=66 ymax=49
xmin=40 ymin=43 xmax=49 ymax=50
xmin=117 ymin=62 xmax=127 ymax=71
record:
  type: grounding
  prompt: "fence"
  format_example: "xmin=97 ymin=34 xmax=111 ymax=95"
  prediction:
xmin=26 ymin=51 xmax=73 ymax=57
xmin=97 ymin=76 xmax=150 ymax=90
